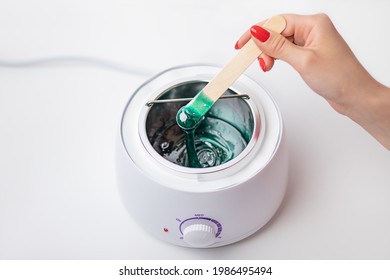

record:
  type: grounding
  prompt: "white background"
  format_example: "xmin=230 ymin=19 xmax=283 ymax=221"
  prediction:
xmin=0 ymin=0 xmax=389 ymax=259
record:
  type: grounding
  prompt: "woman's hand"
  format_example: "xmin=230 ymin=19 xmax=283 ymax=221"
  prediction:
xmin=236 ymin=13 xmax=390 ymax=150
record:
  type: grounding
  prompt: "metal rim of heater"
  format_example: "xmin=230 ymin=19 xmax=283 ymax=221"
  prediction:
xmin=120 ymin=64 xmax=283 ymax=192
xmin=138 ymin=80 xmax=263 ymax=174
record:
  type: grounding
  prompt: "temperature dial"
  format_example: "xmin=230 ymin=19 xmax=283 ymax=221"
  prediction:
xmin=179 ymin=216 xmax=222 ymax=247
xmin=182 ymin=223 xmax=216 ymax=247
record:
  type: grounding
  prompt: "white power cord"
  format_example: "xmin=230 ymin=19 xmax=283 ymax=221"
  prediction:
xmin=0 ymin=55 xmax=155 ymax=77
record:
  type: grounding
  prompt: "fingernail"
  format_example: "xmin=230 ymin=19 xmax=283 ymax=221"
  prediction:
xmin=234 ymin=40 xmax=240 ymax=50
xmin=258 ymin=57 xmax=266 ymax=72
xmin=250 ymin=25 xmax=270 ymax=43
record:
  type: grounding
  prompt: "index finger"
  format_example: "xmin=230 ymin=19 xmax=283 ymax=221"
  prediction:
xmin=235 ymin=14 xmax=321 ymax=49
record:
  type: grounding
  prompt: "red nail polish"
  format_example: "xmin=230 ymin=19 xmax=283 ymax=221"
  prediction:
xmin=259 ymin=57 xmax=266 ymax=72
xmin=234 ymin=40 xmax=240 ymax=50
xmin=250 ymin=25 xmax=270 ymax=43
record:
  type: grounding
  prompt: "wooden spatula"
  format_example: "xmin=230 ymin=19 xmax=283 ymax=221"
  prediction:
xmin=176 ymin=15 xmax=287 ymax=130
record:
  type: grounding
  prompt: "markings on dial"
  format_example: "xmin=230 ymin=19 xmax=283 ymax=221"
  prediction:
xmin=179 ymin=217 xmax=222 ymax=237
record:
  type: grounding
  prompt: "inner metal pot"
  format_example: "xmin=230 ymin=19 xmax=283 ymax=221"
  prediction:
xmin=145 ymin=81 xmax=257 ymax=169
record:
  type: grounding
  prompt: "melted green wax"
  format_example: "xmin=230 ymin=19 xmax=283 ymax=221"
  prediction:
xmin=161 ymin=116 xmax=248 ymax=168
xmin=175 ymin=90 xmax=217 ymax=167
xmin=176 ymin=90 xmax=214 ymax=130
xmin=150 ymin=88 xmax=253 ymax=169
xmin=184 ymin=129 xmax=202 ymax=168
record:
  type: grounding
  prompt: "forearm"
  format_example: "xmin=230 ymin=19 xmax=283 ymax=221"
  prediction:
xmin=344 ymin=79 xmax=390 ymax=150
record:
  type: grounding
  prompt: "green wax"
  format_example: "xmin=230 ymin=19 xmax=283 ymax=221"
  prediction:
xmin=176 ymin=90 xmax=214 ymax=130
xmin=184 ymin=129 xmax=202 ymax=168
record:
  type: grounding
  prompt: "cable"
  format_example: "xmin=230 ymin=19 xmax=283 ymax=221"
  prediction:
xmin=0 ymin=55 xmax=155 ymax=77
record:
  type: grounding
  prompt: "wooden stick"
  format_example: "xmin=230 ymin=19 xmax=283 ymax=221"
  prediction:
xmin=204 ymin=15 xmax=286 ymax=101
xmin=176 ymin=15 xmax=287 ymax=130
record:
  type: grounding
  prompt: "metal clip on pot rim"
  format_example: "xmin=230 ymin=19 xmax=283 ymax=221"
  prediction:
xmin=145 ymin=94 xmax=250 ymax=107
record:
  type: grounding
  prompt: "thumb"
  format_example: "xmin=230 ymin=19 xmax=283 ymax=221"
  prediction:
xmin=250 ymin=25 xmax=305 ymax=70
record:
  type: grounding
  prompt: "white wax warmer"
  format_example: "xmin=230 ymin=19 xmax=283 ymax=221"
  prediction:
xmin=116 ymin=65 xmax=288 ymax=248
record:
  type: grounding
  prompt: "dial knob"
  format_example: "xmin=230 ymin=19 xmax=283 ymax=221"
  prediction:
xmin=182 ymin=223 xmax=216 ymax=247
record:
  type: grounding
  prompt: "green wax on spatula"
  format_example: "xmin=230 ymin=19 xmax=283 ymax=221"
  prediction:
xmin=176 ymin=90 xmax=214 ymax=130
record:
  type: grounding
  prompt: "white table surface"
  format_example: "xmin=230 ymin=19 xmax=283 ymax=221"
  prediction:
xmin=1 ymin=0 xmax=389 ymax=259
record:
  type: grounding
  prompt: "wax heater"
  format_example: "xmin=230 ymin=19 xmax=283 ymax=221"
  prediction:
xmin=116 ymin=65 xmax=288 ymax=248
